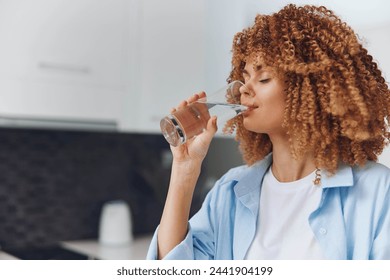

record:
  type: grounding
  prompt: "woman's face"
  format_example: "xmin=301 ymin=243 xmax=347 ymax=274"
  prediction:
xmin=240 ymin=60 xmax=286 ymax=135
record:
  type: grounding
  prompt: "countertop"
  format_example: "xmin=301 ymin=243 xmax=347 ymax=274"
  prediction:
xmin=0 ymin=251 xmax=18 ymax=260
xmin=61 ymin=234 xmax=153 ymax=260
xmin=0 ymin=234 xmax=153 ymax=260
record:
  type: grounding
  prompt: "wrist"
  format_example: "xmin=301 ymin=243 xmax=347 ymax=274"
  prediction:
xmin=172 ymin=159 xmax=202 ymax=175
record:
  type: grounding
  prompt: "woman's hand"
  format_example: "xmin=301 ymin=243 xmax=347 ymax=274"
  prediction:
xmin=157 ymin=92 xmax=217 ymax=259
xmin=169 ymin=92 xmax=217 ymax=166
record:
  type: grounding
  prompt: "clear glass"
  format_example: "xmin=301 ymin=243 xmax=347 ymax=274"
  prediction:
xmin=160 ymin=80 xmax=247 ymax=146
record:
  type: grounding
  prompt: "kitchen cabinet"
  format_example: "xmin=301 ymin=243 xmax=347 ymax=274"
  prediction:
xmin=120 ymin=0 xmax=207 ymax=132
xmin=0 ymin=0 xmax=207 ymax=133
xmin=121 ymin=0 xmax=256 ymax=133
xmin=0 ymin=0 xmax=258 ymax=133
xmin=0 ymin=0 xmax=137 ymax=130
xmin=204 ymin=0 xmax=261 ymax=94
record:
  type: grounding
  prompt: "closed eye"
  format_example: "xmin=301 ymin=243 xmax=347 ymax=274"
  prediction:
xmin=259 ymin=78 xmax=271 ymax=83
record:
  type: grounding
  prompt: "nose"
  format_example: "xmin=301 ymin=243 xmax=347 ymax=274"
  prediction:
xmin=239 ymin=83 xmax=255 ymax=106
xmin=239 ymin=83 xmax=255 ymax=98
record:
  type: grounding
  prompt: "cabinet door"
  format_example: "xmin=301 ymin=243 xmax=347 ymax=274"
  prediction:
xmin=120 ymin=0 xmax=206 ymax=132
xmin=204 ymin=0 xmax=260 ymax=91
xmin=0 ymin=0 xmax=135 ymax=125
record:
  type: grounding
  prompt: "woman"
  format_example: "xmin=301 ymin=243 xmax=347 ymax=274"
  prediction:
xmin=147 ymin=4 xmax=390 ymax=259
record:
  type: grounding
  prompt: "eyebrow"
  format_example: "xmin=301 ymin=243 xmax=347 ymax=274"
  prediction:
xmin=242 ymin=65 xmax=264 ymax=76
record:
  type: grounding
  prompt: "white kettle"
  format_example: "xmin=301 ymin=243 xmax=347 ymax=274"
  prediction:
xmin=98 ymin=200 xmax=133 ymax=246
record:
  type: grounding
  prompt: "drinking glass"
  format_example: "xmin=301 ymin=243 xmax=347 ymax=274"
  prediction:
xmin=160 ymin=80 xmax=247 ymax=146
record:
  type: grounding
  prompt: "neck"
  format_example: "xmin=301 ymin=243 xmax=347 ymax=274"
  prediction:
xmin=269 ymin=134 xmax=316 ymax=182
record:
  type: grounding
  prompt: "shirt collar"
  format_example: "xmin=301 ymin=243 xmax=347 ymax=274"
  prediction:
xmin=233 ymin=153 xmax=354 ymax=198
xmin=320 ymin=163 xmax=354 ymax=188
xmin=233 ymin=154 xmax=273 ymax=198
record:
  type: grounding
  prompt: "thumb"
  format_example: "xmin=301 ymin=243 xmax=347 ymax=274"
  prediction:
xmin=203 ymin=116 xmax=218 ymax=138
xmin=190 ymin=116 xmax=217 ymax=160
xmin=196 ymin=116 xmax=217 ymax=147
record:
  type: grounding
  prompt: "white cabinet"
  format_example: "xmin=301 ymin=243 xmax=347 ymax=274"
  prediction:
xmin=120 ymin=0 xmax=207 ymax=132
xmin=0 ymin=0 xmax=253 ymax=133
xmin=120 ymin=0 xmax=261 ymax=133
xmin=121 ymin=0 xmax=260 ymax=133
xmin=204 ymin=0 xmax=261 ymax=92
xmin=0 ymin=0 xmax=137 ymax=130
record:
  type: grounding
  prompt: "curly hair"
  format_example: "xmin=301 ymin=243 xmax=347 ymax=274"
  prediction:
xmin=225 ymin=4 xmax=390 ymax=173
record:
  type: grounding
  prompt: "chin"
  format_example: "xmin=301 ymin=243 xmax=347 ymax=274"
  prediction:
xmin=243 ymin=119 xmax=262 ymax=133
xmin=244 ymin=119 xmax=272 ymax=135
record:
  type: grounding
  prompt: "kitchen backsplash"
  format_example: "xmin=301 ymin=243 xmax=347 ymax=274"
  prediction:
xmin=0 ymin=127 xmax=243 ymax=249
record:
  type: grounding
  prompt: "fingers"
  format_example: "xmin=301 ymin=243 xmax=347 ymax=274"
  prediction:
xmin=172 ymin=91 xmax=206 ymax=112
xmin=185 ymin=92 xmax=206 ymax=105
xmin=186 ymin=93 xmax=197 ymax=104
xmin=177 ymin=100 xmax=188 ymax=110
xmin=187 ymin=91 xmax=205 ymax=103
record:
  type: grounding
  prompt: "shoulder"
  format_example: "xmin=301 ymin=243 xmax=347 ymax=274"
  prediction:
xmin=206 ymin=164 xmax=247 ymax=200
xmin=352 ymin=161 xmax=390 ymax=189
xmin=344 ymin=162 xmax=390 ymax=210
xmin=217 ymin=164 xmax=250 ymax=184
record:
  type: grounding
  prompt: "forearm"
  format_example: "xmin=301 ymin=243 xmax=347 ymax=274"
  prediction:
xmin=157 ymin=161 xmax=201 ymax=259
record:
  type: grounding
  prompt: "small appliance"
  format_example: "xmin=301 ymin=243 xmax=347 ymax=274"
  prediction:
xmin=98 ymin=200 xmax=133 ymax=246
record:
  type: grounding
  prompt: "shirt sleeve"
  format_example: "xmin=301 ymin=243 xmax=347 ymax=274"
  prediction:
xmin=146 ymin=187 xmax=218 ymax=260
xmin=145 ymin=224 xmax=195 ymax=260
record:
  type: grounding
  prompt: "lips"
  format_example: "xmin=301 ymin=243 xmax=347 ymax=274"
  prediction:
xmin=248 ymin=105 xmax=258 ymax=110
xmin=242 ymin=104 xmax=258 ymax=116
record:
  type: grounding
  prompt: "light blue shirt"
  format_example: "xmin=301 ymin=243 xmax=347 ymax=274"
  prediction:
xmin=147 ymin=154 xmax=390 ymax=260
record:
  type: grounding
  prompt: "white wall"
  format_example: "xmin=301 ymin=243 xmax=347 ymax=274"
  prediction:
xmin=359 ymin=24 xmax=390 ymax=168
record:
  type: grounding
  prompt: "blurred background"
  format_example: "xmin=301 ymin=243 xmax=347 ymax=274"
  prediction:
xmin=0 ymin=0 xmax=388 ymax=259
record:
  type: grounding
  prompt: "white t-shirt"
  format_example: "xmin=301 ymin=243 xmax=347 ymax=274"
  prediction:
xmin=245 ymin=168 xmax=326 ymax=260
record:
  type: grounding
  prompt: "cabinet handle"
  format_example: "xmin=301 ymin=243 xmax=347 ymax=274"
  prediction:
xmin=38 ymin=62 xmax=90 ymax=74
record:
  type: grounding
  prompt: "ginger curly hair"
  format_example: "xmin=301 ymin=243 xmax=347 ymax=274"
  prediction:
xmin=225 ymin=4 xmax=390 ymax=173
